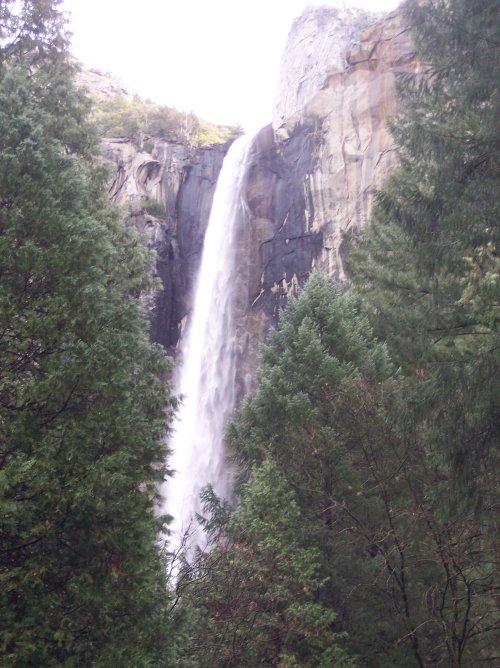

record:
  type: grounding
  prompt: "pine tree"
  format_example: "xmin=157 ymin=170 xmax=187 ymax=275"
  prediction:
xmin=180 ymin=462 xmax=357 ymax=668
xmin=0 ymin=2 xmax=180 ymax=664
xmin=348 ymin=0 xmax=500 ymax=517
xmin=225 ymin=273 xmax=498 ymax=666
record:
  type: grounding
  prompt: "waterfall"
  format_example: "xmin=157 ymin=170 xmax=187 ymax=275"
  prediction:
xmin=165 ymin=134 xmax=253 ymax=556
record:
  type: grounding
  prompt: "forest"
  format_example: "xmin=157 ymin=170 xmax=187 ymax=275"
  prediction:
xmin=0 ymin=0 xmax=498 ymax=666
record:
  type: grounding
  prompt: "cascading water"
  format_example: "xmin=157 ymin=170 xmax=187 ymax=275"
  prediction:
xmin=165 ymin=134 xmax=253 ymax=555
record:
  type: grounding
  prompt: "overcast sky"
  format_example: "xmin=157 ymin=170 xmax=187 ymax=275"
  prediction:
xmin=62 ymin=0 xmax=401 ymax=131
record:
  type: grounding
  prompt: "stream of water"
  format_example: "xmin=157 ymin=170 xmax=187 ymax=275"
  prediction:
xmin=164 ymin=134 xmax=253 ymax=557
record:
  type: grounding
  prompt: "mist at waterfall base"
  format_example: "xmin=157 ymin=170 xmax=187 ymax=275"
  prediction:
xmin=163 ymin=134 xmax=253 ymax=561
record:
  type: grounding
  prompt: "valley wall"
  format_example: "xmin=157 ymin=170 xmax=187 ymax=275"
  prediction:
xmin=99 ymin=3 xmax=416 ymax=384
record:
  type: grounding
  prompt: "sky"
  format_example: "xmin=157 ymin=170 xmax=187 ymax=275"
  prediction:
xmin=62 ymin=0 xmax=401 ymax=132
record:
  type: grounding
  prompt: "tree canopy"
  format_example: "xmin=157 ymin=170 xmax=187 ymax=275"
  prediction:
xmin=0 ymin=2 xmax=182 ymax=664
xmin=348 ymin=0 xmax=500 ymax=516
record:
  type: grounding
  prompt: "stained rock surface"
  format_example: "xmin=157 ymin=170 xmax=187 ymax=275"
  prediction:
xmin=272 ymin=4 xmax=382 ymax=129
xmin=263 ymin=4 xmax=416 ymax=286
xmin=231 ymin=4 xmax=417 ymax=390
xmin=102 ymin=136 xmax=229 ymax=351
xmin=90 ymin=4 xmax=416 ymax=379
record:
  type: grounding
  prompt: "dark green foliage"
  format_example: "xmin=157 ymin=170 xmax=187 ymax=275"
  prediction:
xmin=179 ymin=461 xmax=357 ymax=668
xmin=348 ymin=0 xmax=500 ymax=517
xmin=349 ymin=0 xmax=499 ymax=367
xmin=225 ymin=274 xmax=498 ymax=666
xmin=0 ymin=0 xmax=67 ymax=65
xmin=142 ymin=196 xmax=168 ymax=218
xmin=128 ymin=195 xmax=167 ymax=219
xmin=0 ymin=2 xmax=181 ymax=664
xmin=232 ymin=275 xmax=383 ymax=465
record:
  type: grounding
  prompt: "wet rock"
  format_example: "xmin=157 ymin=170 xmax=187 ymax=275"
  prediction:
xmin=103 ymin=136 xmax=230 ymax=352
xmin=231 ymin=5 xmax=417 ymax=392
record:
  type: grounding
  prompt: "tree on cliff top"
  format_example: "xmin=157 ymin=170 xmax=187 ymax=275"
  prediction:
xmin=0 ymin=2 xmax=181 ymax=665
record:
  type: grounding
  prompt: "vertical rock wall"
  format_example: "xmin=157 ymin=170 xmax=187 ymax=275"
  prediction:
xmin=232 ymin=5 xmax=417 ymax=389
xmin=175 ymin=143 xmax=231 ymax=331
xmin=98 ymin=5 xmax=417 ymax=385
xmin=103 ymin=137 xmax=229 ymax=351
xmin=267 ymin=5 xmax=417 ymax=283
xmin=272 ymin=4 xmax=382 ymax=128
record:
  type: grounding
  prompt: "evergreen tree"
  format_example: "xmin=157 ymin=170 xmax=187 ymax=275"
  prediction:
xmin=224 ymin=273 xmax=498 ymax=666
xmin=0 ymin=2 xmax=180 ymax=664
xmin=347 ymin=0 xmax=500 ymax=513
xmin=180 ymin=463 xmax=357 ymax=668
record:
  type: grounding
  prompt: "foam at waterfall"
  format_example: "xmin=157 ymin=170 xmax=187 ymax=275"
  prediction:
xmin=164 ymin=133 xmax=253 ymax=558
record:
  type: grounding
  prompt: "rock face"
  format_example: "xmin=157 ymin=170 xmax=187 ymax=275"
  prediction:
xmin=94 ymin=5 xmax=416 ymax=375
xmin=273 ymin=7 xmax=416 ymax=280
xmin=272 ymin=4 xmax=382 ymax=130
xmin=75 ymin=65 xmax=232 ymax=352
xmin=229 ymin=4 xmax=417 ymax=389
xmin=76 ymin=67 xmax=133 ymax=102
xmin=102 ymin=136 xmax=229 ymax=351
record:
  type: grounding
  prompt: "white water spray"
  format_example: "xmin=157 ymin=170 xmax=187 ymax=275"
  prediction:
xmin=165 ymin=134 xmax=253 ymax=554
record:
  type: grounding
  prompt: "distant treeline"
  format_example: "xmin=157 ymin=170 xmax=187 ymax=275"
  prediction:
xmin=94 ymin=93 xmax=242 ymax=147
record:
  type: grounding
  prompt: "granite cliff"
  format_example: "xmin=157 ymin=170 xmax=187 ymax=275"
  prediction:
xmin=231 ymin=3 xmax=417 ymax=387
xmin=94 ymin=4 xmax=416 ymax=376
xmin=244 ymin=4 xmax=416 ymax=300
xmin=102 ymin=135 xmax=229 ymax=351
xmin=77 ymin=67 xmax=233 ymax=352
